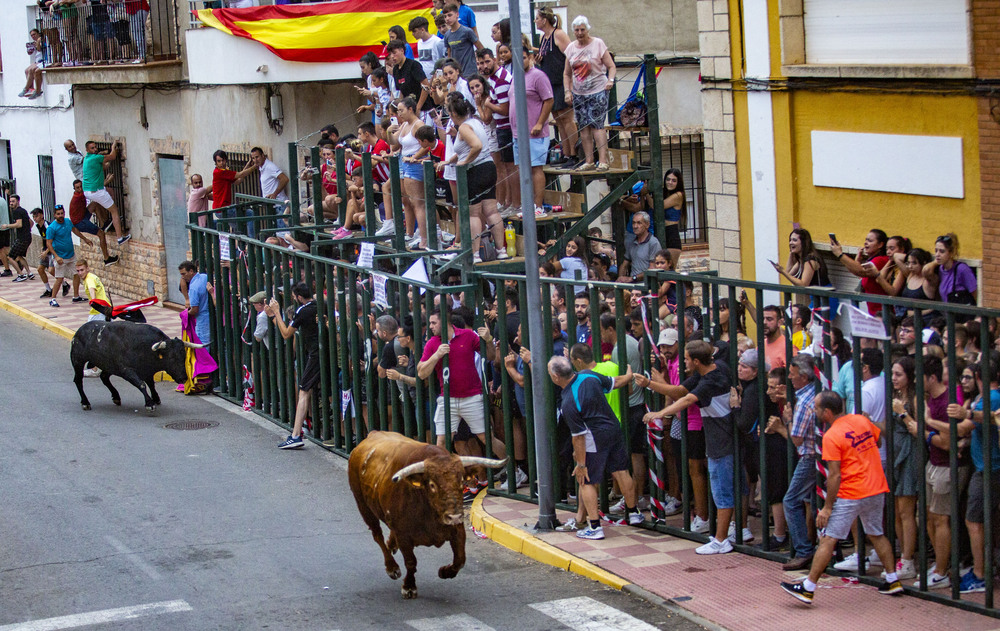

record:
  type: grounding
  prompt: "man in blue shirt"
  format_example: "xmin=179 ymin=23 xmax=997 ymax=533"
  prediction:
xmin=44 ymin=205 xmax=92 ymax=307
xmin=949 ymin=350 xmax=1000 ymax=593
xmin=179 ymin=260 xmax=211 ymax=345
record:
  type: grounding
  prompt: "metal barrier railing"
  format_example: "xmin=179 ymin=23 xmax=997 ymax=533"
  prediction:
xmin=189 ymin=136 xmax=1000 ymax=617
xmin=35 ymin=0 xmax=179 ymax=67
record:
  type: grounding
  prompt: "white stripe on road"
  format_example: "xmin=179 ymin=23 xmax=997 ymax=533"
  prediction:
xmin=0 ymin=600 xmax=192 ymax=631
xmin=406 ymin=614 xmax=497 ymax=631
xmin=529 ymin=596 xmax=659 ymax=631
xmin=105 ymin=535 xmax=162 ymax=581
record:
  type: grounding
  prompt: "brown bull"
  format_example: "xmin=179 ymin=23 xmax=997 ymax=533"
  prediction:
xmin=348 ymin=431 xmax=505 ymax=599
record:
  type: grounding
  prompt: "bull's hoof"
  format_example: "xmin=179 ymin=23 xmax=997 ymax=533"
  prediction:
xmin=438 ymin=565 xmax=459 ymax=579
xmin=386 ymin=565 xmax=401 ymax=580
xmin=112 ymin=399 xmax=121 ymax=406
xmin=401 ymin=586 xmax=417 ymax=599
xmin=81 ymin=404 xmax=91 ymax=411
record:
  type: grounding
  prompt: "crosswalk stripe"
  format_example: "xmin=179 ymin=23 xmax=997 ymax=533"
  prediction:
xmin=0 ymin=600 xmax=193 ymax=631
xmin=406 ymin=614 xmax=497 ymax=631
xmin=530 ymin=596 xmax=659 ymax=631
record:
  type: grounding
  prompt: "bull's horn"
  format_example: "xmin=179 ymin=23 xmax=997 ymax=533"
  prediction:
xmin=459 ymin=456 xmax=508 ymax=469
xmin=151 ymin=341 xmax=167 ymax=351
xmin=392 ymin=461 xmax=427 ymax=482
xmin=182 ymin=340 xmax=207 ymax=349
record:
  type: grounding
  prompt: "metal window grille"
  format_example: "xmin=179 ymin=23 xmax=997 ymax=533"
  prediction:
xmin=0 ymin=140 xmax=12 ymax=181
xmin=630 ymin=132 xmax=708 ymax=246
xmin=227 ymin=151 xmax=263 ymax=199
xmin=37 ymin=155 xmax=56 ymax=222
xmin=92 ymin=141 xmax=128 ymax=231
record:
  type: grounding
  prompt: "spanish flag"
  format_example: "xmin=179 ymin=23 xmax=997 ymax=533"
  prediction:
xmin=195 ymin=0 xmax=432 ymax=63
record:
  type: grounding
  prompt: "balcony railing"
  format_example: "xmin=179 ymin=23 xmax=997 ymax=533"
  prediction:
xmin=35 ymin=0 xmax=179 ymax=68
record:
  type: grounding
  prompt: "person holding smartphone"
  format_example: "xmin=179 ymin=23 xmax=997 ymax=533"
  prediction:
xmin=830 ymin=228 xmax=891 ymax=316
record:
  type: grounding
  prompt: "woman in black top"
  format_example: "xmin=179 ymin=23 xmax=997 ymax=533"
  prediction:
xmin=876 ymin=247 xmax=937 ymax=303
xmin=772 ymin=228 xmax=830 ymax=288
xmin=534 ymin=7 xmax=577 ymax=167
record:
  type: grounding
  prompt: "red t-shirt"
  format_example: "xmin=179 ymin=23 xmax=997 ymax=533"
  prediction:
xmin=822 ymin=413 xmax=889 ymax=500
xmin=420 ymin=327 xmax=483 ymax=398
xmin=319 ymin=163 xmax=338 ymax=196
xmin=370 ymin=139 xmax=391 ymax=184
xmin=860 ymin=254 xmax=890 ymax=315
xmin=212 ymin=167 xmax=236 ymax=210
xmin=429 ymin=139 xmax=445 ymax=162
xmin=69 ymin=191 xmax=88 ymax=224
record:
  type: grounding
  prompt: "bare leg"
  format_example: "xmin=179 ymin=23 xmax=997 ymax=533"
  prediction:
xmin=896 ymin=495 xmax=917 ymax=561
xmin=611 ymin=469 xmax=637 ymax=508
xmin=772 ymin=502 xmax=788 ymax=537
xmin=481 ymin=199 xmax=504 ymax=249
xmin=468 ymin=202 xmax=484 ymax=254
xmin=505 ymin=161 xmax=520 ymax=208
xmin=107 ymin=203 xmax=125 ymax=241
xmin=690 ymin=458 xmax=709 ymax=519
xmin=72 ymin=273 xmax=81 ymax=298
xmin=580 ymin=127 xmax=595 ymax=165
xmin=555 ymin=107 xmax=578 ymax=159
xmin=292 ymin=388 xmax=311 ymax=438
xmin=381 ymin=181 xmax=393 ymax=220
xmin=593 ymin=127 xmax=609 ymax=165
xmin=97 ymin=230 xmax=110 ymax=259
xmin=531 ymin=166 xmax=545 ymax=208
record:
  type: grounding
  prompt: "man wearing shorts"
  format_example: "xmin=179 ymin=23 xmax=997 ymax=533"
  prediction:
xmin=70 ymin=179 xmax=118 ymax=266
xmin=1 ymin=195 xmax=34 ymax=281
xmin=44 ymin=205 xmax=92 ymax=307
xmin=0 ymin=193 xmax=12 ymax=277
xmin=30 ymin=208 xmax=58 ymax=298
xmin=418 ymin=309 xmax=494 ymax=454
xmin=82 ymin=140 xmax=130 ymax=245
xmin=547 ymin=355 xmax=638 ymax=540
xmin=508 ymin=47 xmax=553 ymax=214
xmin=781 ymin=391 xmax=903 ymax=604
xmin=266 ymin=283 xmax=318 ymax=450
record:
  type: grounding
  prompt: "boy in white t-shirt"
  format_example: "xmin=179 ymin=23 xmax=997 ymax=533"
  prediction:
xmin=409 ymin=16 xmax=446 ymax=80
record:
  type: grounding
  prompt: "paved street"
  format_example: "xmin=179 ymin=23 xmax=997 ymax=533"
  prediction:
xmin=0 ymin=310 xmax=703 ymax=631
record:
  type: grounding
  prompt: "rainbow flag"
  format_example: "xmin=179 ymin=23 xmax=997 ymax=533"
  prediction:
xmin=195 ymin=0 xmax=431 ymax=63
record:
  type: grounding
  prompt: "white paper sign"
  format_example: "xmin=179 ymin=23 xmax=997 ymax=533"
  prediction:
xmin=357 ymin=242 xmax=375 ymax=269
xmin=341 ymin=389 xmax=353 ymax=418
xmin=372 ymin=273 xmax=389 ymax=308
xmin=219 ymin=234 xmax=231 ymax=262
xmin=846 ymin=304 xmax=889 ymax=341
xmin=402 ymin=258 xmax=430 ymax=295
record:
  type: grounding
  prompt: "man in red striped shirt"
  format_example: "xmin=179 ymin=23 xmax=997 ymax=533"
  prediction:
xmin=476 ymin=48 xmax=514 ymax=212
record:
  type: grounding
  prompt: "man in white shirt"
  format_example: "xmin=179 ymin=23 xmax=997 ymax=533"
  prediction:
xmin=408 ymin=16 xmax=446 ymax=80
xmin=859 ymin=347 xmax=887 ymax=464
xmin=250 ymin=147 xmax=289 ymax=202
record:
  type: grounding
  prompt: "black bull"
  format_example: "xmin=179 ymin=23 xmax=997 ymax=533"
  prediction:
xmin=71 ymin=320 xmax=203 ymax=412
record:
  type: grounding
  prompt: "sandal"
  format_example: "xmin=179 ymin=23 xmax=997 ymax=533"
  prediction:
xmin=573 ymin=162 xmax=596 ymax=172
xmin=594 ymin=162 xmax=610 ymax=172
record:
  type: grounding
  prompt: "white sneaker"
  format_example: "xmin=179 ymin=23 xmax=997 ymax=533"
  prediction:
xmin=628 ymin=512 xmax=644 ymax=526
xmin=690 ymin=515 xmax=710 ymax=534
xmin=663 ymin=498 xmax=682 ymax=516
xmin=726 ymin=526 xmax=754 ymax=544
xmin=609 ymin=497 xmax=626 ymax=514
xmin=868 ymin=549 xmax=884 ymax=567
xmin=375 ymin=221 xmax=395 ymax=237
xmin=695 ymin=537 xmax=733 ymax=555
xmin=834 ymin=552 xmax=860 ymax=572
xmin=83 ymin=367 xmax=102 ymax=378
xmin=883 ymin=558 xmax=916 ymax=580
xmin=914 ymin=571 xmax=950 ymax=590
xmin=499 ymin=467 xmax=528 ymax=491
xmin=498 ymin=205 xmax=514 ymax=219
xmin=555 ymin=517 xmax=579 ymax=532
xmin=495 ymin=251 xmax=509 ymax=260
xmin=637 ymin=496 xmax=651 ymax=511
xmin=407 ymin=234 xmax=422 ymax=249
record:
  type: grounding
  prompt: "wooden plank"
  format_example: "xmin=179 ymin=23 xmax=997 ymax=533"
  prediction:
xmin=543 ymin=190 xmax=585 ymax=214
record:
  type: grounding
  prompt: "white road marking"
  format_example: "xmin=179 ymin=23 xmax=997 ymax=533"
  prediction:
xmin=406 ymin=614 xmax=497 ymax=631
xmin=105 ymin=535 xmax=162 ymax=581
xmin=529 ymin=596 xmax=659 ymax=631
xmin=0 ymin=599 xmax=192 ymax=631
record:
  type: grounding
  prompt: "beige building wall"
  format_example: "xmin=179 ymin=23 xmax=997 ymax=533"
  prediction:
xmin=565 ymin=0 xmax=699 ymax=55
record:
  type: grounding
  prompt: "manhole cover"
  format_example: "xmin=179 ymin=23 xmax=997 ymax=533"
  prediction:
xmin=163 ymin=420 xmax=219 ymax=431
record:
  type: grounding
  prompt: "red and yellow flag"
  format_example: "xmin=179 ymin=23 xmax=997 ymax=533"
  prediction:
xmin=195 ymin=0 xmax=432 ymax=63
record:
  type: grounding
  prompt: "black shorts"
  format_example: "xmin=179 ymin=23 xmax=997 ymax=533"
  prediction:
xmin=496 ymin=127 xmax=514 ymax=163
xmin=0 ymin=230 xmax=9 ymax=248
xmin=9 ymin=237 xmax=30 ymax=259
xmin=467 ymin=161 xmax=497 ymax=204
xmin=965 ymin=469 xmax=1000 ymax=524
xmin=665 ymin=223 xmax=682 ymax=250
xmin=551 ymin=83 xmax=568 ymax=112
xmin=677 ymin=428 xmax=706 ymax=461
xmin=584 ymin=428 xmax=630 ymax=481
xmin=298 ymin=351 xmax=321 ymax=392
xmin=628 ymin=405 xmax=647 ymax=455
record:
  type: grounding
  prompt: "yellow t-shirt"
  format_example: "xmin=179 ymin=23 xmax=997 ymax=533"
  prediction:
xmin=792 ymin=329 xmax=812 ymax=352
xmin=83 ymin=273 xmax=109 ymax=316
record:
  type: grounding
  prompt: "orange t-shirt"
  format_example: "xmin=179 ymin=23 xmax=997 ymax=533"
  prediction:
xmin=764 ymin=334 xmax=797 ymax=369
xmin=822 ymin=414 xmax=889 ymax=500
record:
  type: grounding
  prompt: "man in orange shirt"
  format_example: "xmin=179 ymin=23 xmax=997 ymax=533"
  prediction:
xmin=780 ymin=391 xmax=903 ymax=604
xmin=761 ymin=305 xmax=796 ymax=369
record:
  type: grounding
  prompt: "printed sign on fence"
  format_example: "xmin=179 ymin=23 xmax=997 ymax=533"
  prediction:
xmin=372 ymin=274 xmax=389 ymax=308
xmin=402 ymin=259 xmax=429 ymax=294
xmin=341 ymin=389 xmax=353 ymax=418
xmin=219 ymin=234 xmax=231 ymax=262
xmin=846 ymin=304 xmax=889 ymax=340
xmin=357 ymin=242 xmax=375 ymax=268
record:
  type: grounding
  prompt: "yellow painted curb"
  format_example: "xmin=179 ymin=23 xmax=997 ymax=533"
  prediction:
xmin=0 ymin=297 xmax=176 ymax=383
xmin=470 ymin=492 xmax=630 ymax=590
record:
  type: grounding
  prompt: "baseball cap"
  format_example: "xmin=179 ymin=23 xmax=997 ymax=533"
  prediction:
xmin=657 ymin=328 xmax=678 ymax=346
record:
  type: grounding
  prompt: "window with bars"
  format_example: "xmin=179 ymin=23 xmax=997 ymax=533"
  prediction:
xmin=37 ymin=155 xmax=56 ymax=222
xmin=629 ymin=132 xmax=708 ymax=246
xmin=226 ymin=151 xmax=263 ymax=200
xmin=92 ymin=141 xmax=129 ymax=231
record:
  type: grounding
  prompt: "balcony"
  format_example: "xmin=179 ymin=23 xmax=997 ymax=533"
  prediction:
xmin=36 ymin=0 xmax=183 ymax=85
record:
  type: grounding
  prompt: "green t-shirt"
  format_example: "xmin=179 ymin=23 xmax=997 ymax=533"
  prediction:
xmin=0 ymin=197 xmax=8 ymax=228
xmin=82 ymin=153 xmax=106 ymax=192
xmin=592 ymin=361 xmax=622 ymax=422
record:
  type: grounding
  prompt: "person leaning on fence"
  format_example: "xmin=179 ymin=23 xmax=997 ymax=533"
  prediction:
xmin=266 ymin=283 xmax=318 ymax=450
xmin=780 ymin=390 xmax=904 ymax=605
xmin=546 ymin=355 xmax=639 ymax=541
xmin=642 ymin=339 xmax=740 ymax=554
xmin=250 ymin=291 xmax=269 ymax=349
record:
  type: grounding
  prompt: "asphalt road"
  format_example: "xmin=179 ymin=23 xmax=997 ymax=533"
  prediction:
xmin=0 ymin=310 xmax=706 ymax=631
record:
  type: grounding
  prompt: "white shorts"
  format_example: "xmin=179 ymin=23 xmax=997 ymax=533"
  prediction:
xmin=84 ymin=188 xmax=115 ymax=210
xmin=434 ymin=394 xmax=485 ymax=436
xmin=486 ymin=124 xmax=499 ymax=155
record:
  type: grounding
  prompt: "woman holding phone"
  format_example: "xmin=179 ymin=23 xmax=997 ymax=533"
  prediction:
xmin=830 ymin=228 xmax=891 ymax=316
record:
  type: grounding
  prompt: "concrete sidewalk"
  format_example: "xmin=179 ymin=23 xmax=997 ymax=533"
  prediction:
xmin=470 ymin=493 xmax=1000 ymax=631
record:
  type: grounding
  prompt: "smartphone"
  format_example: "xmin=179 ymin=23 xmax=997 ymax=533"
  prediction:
xmin=828 ymin=232 xmax=838 ymax=244
xmin=768 ymin=259 xmax=778 ymax=267
xmin=390 ymin=116 xmax=399 ymax=126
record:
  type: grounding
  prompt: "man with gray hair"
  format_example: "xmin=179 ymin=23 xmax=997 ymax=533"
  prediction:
xmin=617 ymin=210 xmax=661 ymax=283
xmin=375 ymin=314 xmax=401 ymax=381
xmin=547 ymin=354 xmax=637 ymax=540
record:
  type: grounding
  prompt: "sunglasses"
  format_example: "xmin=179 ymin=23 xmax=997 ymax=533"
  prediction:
xmin=937 ymin=235 xmax=953 ymax=245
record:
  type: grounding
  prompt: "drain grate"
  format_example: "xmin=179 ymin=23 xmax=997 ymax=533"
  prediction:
xmin=163 ymin=420 xmax=219 ymax=431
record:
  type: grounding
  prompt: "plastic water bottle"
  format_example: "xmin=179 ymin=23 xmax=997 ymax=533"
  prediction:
xmin=505 ymin=223 xmax=516 ymax=258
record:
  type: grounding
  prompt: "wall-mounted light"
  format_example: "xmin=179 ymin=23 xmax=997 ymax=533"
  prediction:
xmin=267 ymin=86 xmax=283 ymax=134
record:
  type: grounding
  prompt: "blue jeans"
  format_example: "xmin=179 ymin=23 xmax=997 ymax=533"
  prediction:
xmin=225 ymin=207 xmax=255 ymax=239
xmin=782 ymin=455 xmax=816 ymax=559
xmin=195 ymin=315 xmax=211 ymax=346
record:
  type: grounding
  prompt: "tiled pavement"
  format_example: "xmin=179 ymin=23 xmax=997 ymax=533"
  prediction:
xmin=477 ymin=494 xmax=1000 ymax=631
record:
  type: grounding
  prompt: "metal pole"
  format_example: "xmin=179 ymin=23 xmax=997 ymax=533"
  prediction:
xmin=509 ymin=0 xmax=555 ymax=530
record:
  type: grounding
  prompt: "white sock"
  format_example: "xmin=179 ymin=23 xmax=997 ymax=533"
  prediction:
xmin=45 ymin=283 xmax=51 ymax=290
xmin=803 ymin=578 xmax=817 ymax=592
xmin=885 ymin=572 xmax=898 ymax=582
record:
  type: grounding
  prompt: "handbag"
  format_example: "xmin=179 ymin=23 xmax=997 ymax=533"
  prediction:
xmin=613 ymin=71 xmax=647 ymax=128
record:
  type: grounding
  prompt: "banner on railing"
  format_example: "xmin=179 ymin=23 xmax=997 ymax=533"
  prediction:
xmin=194 ymin=0 xmax=431 ymax=63
xmin=845 ymin=303 xmax=889 ymax=340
